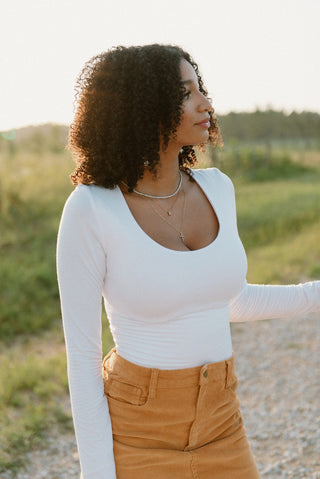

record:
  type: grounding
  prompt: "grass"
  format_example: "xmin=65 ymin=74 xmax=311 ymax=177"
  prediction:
xmin=234 ymin=172 xmax=320 ymax=250
xmin=0 ymin=151 xmax=74 ymax=341
xmin=0 ymin=335 xmax=70 ymax=474
xmin=0 ymin=324 xmax=114 ymax=475
xmin=208 ymin=143 xmax=316 ymax=182
xmin=0 ymin=143 xmax=320 ymax=474
xmin=245 ymin=219 xmax=320 ymax=284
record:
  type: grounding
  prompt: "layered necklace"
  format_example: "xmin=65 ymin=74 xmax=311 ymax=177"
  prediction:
xmin=148 ymin=189 xmax=187 ymax=244
xmin=121 ymin=170 xmax=183 ymax=199
xmin=121 ymin=170 xmax=187 ymax=244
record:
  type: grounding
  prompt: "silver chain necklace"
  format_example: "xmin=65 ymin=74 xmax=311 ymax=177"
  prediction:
xmin=121 ymin=171 xmax=183 ymax=199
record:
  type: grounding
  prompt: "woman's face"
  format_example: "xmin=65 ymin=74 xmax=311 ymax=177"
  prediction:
xmin=173 ymin=59 xmax=212 ymax=147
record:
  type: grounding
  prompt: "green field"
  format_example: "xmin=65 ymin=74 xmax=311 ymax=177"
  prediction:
xmin=0 ymin=137 xmax=319 ymax=474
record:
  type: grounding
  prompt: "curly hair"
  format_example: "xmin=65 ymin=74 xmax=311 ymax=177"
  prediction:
xmin=68 ymin=44 xmax=222 ymax=190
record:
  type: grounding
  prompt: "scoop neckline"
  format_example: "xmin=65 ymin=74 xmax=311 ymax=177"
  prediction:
xmin=116 ymin=168 xmax=222 ymax=254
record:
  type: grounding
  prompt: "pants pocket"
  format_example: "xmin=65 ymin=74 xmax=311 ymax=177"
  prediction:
xmin=226 ymin=372 xmax=239 ymax=394
xmin=104 ymin=373 xmax=149 ymax=407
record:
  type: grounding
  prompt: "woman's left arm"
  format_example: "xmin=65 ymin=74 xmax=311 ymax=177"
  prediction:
xmin=230 ymin=280 xmax=320 ymax=322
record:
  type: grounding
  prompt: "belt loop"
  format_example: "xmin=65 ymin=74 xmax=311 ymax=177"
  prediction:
xmin=106 ymin=346 xmax=116 ymax=359
xmin=102 ymin=346 xmax=116 ymax=369
xmin=225 ymin=360 xmax=229 ymax=389
xmin=148 ymin=368 xmax=159 ymax=399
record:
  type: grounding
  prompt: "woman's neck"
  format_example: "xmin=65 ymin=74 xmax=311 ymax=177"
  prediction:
xmin=134 ymin=145 xmax=181 ymax=196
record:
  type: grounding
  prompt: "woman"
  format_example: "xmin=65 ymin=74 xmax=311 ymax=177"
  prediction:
xmin=57 ymin=44 xmax=320 ymax=479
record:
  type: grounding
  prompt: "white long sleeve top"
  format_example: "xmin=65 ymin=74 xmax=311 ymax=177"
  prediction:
xmin=56 ymin=167 xmax=320 ymax=479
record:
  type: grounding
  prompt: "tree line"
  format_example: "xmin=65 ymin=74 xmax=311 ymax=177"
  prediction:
xmin=218 ymin=109 xmax=320 ymax=143
xmin=0 ymin=110 xmax=319 ymax=155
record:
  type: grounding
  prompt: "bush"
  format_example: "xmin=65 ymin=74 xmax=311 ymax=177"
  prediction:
xmin=209 ymin=144 xmax=312 ymax=181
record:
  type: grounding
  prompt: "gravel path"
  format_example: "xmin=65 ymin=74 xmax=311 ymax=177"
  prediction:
xmin=1 ymin=314 xmax=319 ymax=479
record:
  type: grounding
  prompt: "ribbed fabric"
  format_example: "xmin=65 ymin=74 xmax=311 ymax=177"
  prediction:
xmin=56 ymin=168 xmax=320 ymax=478
xmin=102 ymin=349 xmax=261 ymax=479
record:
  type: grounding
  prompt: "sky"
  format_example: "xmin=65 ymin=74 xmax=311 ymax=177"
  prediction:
xmin=1 ymin=0 xmax=319 ymax=131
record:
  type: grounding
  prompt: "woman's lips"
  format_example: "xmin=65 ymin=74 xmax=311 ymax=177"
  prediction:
xmin=195 ymin=120 xmax=210 ymax=129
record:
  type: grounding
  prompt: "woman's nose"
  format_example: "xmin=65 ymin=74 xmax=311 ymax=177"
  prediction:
xmin=198 ymin=95 xmax=212 ymax=112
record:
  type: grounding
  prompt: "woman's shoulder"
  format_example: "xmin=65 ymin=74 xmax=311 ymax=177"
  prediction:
xmin=63 ymin=183 xmax=119 ymax=213
xmin=74 ymin=183 xmax=118 ymax=200
xmin=59 ymin=184 xmax=120 ymax=242
xmin=191 ymin=167 xmax=234 ymax=192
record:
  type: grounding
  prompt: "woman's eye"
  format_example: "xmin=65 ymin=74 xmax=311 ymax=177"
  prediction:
xmin=183 ymin=90 xmax=191 ymax=99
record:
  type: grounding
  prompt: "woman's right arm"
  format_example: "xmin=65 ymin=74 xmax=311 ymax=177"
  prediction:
xmin=56 ymin=186 xmax=117 ymax=479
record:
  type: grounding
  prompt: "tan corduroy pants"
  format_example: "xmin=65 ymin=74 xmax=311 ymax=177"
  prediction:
xmin=102 ymin=348 xmax=260 ymax=479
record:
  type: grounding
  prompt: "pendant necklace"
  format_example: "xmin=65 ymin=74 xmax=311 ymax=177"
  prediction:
xmin=154 ymin=192 xmax=180 ymax=217
xmin=148 ymin=189 xmax=187 ymax=244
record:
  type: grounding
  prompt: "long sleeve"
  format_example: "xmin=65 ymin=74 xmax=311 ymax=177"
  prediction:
xmin=230 ymin=280 xmax=320 ymax=322
xmin=56 ymin=185 xmax=116 ymax=479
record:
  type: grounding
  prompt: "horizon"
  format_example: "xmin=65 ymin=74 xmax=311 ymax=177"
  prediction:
xmin=2 ymin=107 xmax=320 ymax=136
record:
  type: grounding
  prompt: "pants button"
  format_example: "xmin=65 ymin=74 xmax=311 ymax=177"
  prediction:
xmin=203 ymin=370 xmax=208 ymax=378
